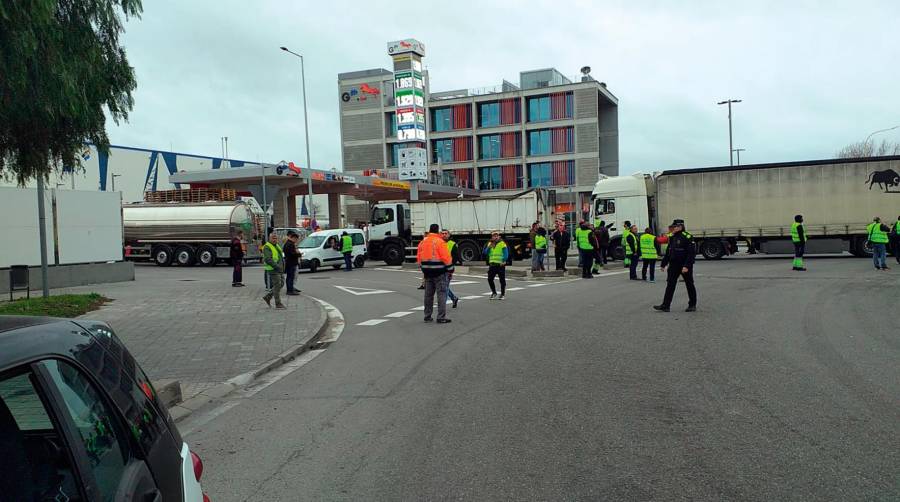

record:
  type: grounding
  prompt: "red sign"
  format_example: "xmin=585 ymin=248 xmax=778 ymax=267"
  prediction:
xmin=359 ymin=83 xmax=380 ymax=96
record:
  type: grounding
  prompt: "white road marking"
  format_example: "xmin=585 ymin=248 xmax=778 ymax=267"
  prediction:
xmin=334 ymin=285 xmax=394 ymax=296
xmin=462 ymin=295 xmax=483 ymax=300
xmin=449 ymin=280 xmax=478 ymax=285
xmin=506 ymin=287 xmax=525 ymax=291
xmin=527 ymin=283 xmax=546 ymax=287
xmin=411 ymin=306 xmax=425 ymax=311
xmin=384 ymin=311 xmax=414 ymax=318
xmin=309 ymin=297 xmax=345 ymax=344
xmin=592 ymin=270 xmax=629 ymax=277
xmin=357 ymin=319 xmax=389 ymax=326
xmin=482 ymin=292 xmax=494 ymax=295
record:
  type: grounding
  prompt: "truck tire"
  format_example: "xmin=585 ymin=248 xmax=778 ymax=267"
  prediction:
xmin=851 ymin=236 xmax=873 ymax=257
xmin=382 ymin=242 xmax=405 ymax=266
xmin=354 ymin=255 xmax=366 ymax=268
xmin=699 ymin=239 xmax=726 ymax=260
xmin=196 ymin=245 xmax=217 ymax=266
xmin=152 ymin=245 xmax=174 ymax=266
xmin=175 ymin=245 xmax=196 ymax=266
xmin=610 ymin=239 xmax=625 ymax=261
xmin=457 ymin=240 xmax=481 ymax=263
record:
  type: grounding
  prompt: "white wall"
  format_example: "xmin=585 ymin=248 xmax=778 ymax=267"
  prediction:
xmin=2 ymin=187 xmax=54 ymax=268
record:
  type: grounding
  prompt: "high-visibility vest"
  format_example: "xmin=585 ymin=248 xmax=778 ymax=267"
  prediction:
xmin=418 ymin=234 xmax=450 ymax=274
xmin=262 ymin=242 xmax=283 ymax=271
xmin=869 ymin=223 xmax=889 ymax=244
xmin=791 ymin=222 xmax=805 ymax=243
xmin=341 ymin=235 xmax=353 ymax=253
xmin=575 ymin=228 xmax=592 ymax=250
xmin=447 ymin=240 xmax=456 ymax=254
xmin=622 ymin=230 xmax=636 ymax=254
xmin=594 ymin=218 xmax=602 ymax=228
xmin=488 ymin=241 xmax=507 ymax=265
xmin=896 ymin=220 xmax=900 ymax=233
xmin=639 ymin=233 xmax=658 ymax=259
xmin=534 ymin=235 xmax=547 ymax=250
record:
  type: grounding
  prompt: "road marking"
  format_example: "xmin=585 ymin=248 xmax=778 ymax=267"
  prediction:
xmin=527 ymin=283 xmax=546 ymax=287
xmin=310 ymin=297 xmax=345 ymax=344
xmin=482 ymin=292 xmax=494 ymax=295
xmin=411 ymin=306 xmax=425 ymax=311
xmin=357 ymin=319 xmax=389 ymax=326
xmin=384 ymin=311 xmax=414 ymax=318
xmin=334 ymin=285 xmax=395 ymax=296
xmin=449 ymin=280 xmax=478 ymax=285
xmin=592 ymin=270 xmax=629 ymax=277
xmin=461 ymin=295 xmax=483 ymax=300
xmin=506 ymin=287 xmax=524 ymax=291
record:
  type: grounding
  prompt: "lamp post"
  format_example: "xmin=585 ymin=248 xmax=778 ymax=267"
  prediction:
xmin=864 ymin=125 xmax=900 ymax=153
xmin=717 ymin=99 xmax=742 ymax=166
xmin=280 ymin=46 xmax=315 ymax=222
xmin=733 ymin=148 xmax=746 ymax=165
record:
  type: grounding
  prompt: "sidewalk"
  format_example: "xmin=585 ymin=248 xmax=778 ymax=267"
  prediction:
xmin=58 ymin=264 xmax=326 ymax=401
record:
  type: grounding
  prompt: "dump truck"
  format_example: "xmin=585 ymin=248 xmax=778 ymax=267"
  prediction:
xmin=366 ymin=189 xmax=555 ymax=265
xmin=123 ymin=198 xmax=266 ymax=266
xmin=592 ymin=155 xmax=900 ymax=259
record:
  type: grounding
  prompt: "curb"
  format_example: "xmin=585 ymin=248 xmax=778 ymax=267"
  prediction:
xmin=167 ymin=295 xmax=332 ymax=423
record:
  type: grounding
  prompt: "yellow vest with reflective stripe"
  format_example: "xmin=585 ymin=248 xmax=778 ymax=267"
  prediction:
xmin=639 ymin=233 xmax=658 ymax=259
xmin=791 ymin=222 xmax=805 ymax=243
xmin=870 ymin=223 xmax=889 ymax=244
xmin=263 ymin=242 xmax=283 ymax=271
xmin=488 ymin=241 xmax=507 ymax=265
xmin=534 ymin=235 xmax=547 ymax=250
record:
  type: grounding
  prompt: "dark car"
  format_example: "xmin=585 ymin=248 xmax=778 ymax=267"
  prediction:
xmin=0 ymin=316 xmax=208 ymax=501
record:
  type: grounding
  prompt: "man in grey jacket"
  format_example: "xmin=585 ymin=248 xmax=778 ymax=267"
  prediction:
xmin=262 ymin=232 xmax=286 ymax=309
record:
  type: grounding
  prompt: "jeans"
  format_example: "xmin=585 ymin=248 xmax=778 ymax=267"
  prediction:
xmin=579 ymin=249 xmax=593 ymax=277
xmin=873 ymin=243 xmax=887 ymax=269
xmin=793 ymin=242 xmax=805 ymax=269
xmin=628 ymin=254 xmax=639 ymax=279
xmin=661 ymin=265 xmax=697 ymax=308
xmin=343 ymin=252 xmax=353 ymax=271
xmin=488 ymin=265 xmax=506 ymax=295
xmin=286 ymin=263 xmax=298 ymax=292
xmin=263 ymin=272 xmax=284 ymax=305
xmin=445 ymin=273 xmax=457 ymax=302
xmin=642 ymin=259 xmax=656 ymax=281
xmin=555 ymin=249 xmax=568 ymax=270
xmin=598 ymin=245 xmax=609 ymax=264
xmin=892 ymin=236 xmax=900 ymax=264
xmin=423 ymin=273 xmax=448 ymax=320
xmin=232 ymin=260 xmax=242 ymax=284
xmin=535 ymin=250 xmax=546 ymax=271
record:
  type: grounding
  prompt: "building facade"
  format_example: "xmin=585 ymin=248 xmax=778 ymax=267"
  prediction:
xmin=338 ymin=65 xmax=619 ymax=224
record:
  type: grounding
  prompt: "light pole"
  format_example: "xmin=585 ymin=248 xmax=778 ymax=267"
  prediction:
xmin=864 ymin=125 xmax=900 ymax=152
xmin=733 ymin=148 xmax=746 ymax=165
xmin=280 ymin=46 xmax=315 ymax=223
xmin=717 ymin=99 xmax=742 ymax=166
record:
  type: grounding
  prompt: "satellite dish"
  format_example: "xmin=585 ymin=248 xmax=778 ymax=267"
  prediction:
xmin=580 ymin=66 xmax=591 ymax=75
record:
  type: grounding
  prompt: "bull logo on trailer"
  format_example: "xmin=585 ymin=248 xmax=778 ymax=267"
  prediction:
xmin=865 ymin=169 xmax=900 ymax=192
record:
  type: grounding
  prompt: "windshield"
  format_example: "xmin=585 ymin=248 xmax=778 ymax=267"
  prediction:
xmin=299 ymin=235 xmax=327 ymax=249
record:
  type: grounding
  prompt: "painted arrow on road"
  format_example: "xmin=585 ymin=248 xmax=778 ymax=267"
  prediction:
xmin=333 ymin=285 xmax=395 ymax=296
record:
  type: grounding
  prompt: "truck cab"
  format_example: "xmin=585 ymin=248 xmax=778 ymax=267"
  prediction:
xmin=591 ymin=174 xmax=655 ymax=259
xmin=367 ymin=202 xmax=412 ymax=265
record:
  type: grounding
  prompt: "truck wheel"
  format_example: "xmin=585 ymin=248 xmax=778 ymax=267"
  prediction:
xmin=382 ymin=242 xmax=404 ymax=266
xmin=851 ymin=236 xmax=873 ymax=257
xmin=309 ymin=259 xmax=319 ymax=273
xmin=611 ymin=239 xmax=625 ymax=261
xmin=457 ymin=240 xmax=481 ymax=263
xmin=699 ymin=239 xmax=726 ymax=260
xmin=175 ymin=245 xmax=196 ymax=266
xmin=152 ymin=245 xmax=174 ymax=266
xmin=354 ymin=256 xmax=366 ymax=268
xmin=196 ymin=245 xmax=217 ymax=266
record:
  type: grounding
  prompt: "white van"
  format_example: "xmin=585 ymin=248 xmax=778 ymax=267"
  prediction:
xmin=298 ymin=228 xmax=367 ymax=273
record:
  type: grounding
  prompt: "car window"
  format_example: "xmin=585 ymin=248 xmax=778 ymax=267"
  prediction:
xmin=43 ymin=359 xmax=131 ymax=502
xmin=0 ymin=372 xmax=54 ymax=430
xmin=299 ymin=235 xmax=326 ymax=249
xmin=351 ymin=233 xmax=365 ymax=245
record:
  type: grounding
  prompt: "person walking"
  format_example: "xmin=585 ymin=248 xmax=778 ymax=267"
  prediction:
xmin=230 ymin=230 xmax=245 ymax=287
xmin=417 ymin=224 xmax=452 ymax=323
xmin=639 ymin=227 xmax=660 ymax=282
xmin=284 ymin=231 xmax=301 ymax=295
xmin=890 ymin=215 xmax=900 ymax=265
xmin=596 ymin=221 xmax=611 ymax=266
xmin=624 ymin=224 xmax=640 ymax=280
xmin=867 ymin=217 xmax=891 ymax=271
xmin=791 ymin=214 xmax=808 ymax=271
xmin=262 ymin=232 xmax=286 ymax=309
xmin=654 ymin=219 xmax=697 ymax=312
xmin=550 ymin=223 xmax=570 ymax=271
xmin=533 ymin=227 xmax=548 ymax=271
xmin=484 ymin=231 xmax=509 ymax=299
xmin=340 ymin=231 xmax=353 ymax=271
xmin=575 ymin=221 xmax=594 ymax=279
xmin=442 ymin=230 xmax=461 ymax=308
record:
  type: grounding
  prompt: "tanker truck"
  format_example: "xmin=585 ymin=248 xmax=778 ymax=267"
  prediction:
xmin=123 ymin=198 xmax=266 ymax=266
xmin=592 ymin=155 xmax=900 ymax=260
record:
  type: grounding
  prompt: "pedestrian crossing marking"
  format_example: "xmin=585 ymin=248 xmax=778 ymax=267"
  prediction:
xmin=384 ymin=311 xmax=414 ymax=318
xmin=461 ymin=295 xmax=483 ymax=300
xmin=506 ymin=287 xmax=524 ymax=291
xmin=356 ymin=319 xmax=389 ymax=326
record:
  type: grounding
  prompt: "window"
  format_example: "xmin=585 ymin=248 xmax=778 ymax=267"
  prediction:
xmin=480 ymin=135 xmax=501 ymax=160
xmin=528 ymin=130 xmax=552 ymax=155
xmin=479 ymin=166 xmax=502 ymax=190
xmin=479 ymin=165 xmax=522 ymax=190
xmin=529 ymin=163 xmax=552 ymax=187
xmin=527 ymin=92 xmax=573 ymax=122
xmin=527 ymin=96 xmax=550 ymax=122
xmin=372 ymin=207 xmax=394 ymax=225
xmin=528 ymin=161 xmax=574 ymax=187
xmin=1 ymin=371 xmax=53 ymax=430
xmin=351 ymin=233 xmax=365 ymax=245
xmin=479 ymin=102 xmax=500 ymax=127
xmin=433 ymin=139 xmax=453 ymax=163
xmin=300 ymin=235 xmax=326 ymax=249
xmin=528 ymin=128 xmax=573 ymax=155
xmin=432 ymin=138 xmax=472 ymax=163
xmin=386 ymin=112 xmax=397 ymax=137
xmin=432 ymin=108 xmax=452 ymax=132
xmin=44 ymin=359 xmax=131 ymax=501
xmin=595 ymin=199 xmax=616 ymax=216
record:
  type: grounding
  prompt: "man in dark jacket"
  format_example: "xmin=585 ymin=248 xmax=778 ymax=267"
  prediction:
xmin=550 ymin=224 xmax=570 ymax=271
xmin=654 ymin=219 xmax=697 ymax=312
xmin=624 ymin=224 xmax=640 ymax=280
xmin=230 ymin=230 xmax=245 ymax=287
xmin=596 ymin=221 xmax=611 ymax=265
xmin=283 ymin=231 xmax=301 ymax=295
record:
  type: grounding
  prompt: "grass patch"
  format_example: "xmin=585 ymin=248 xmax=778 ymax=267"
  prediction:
xmin=0 ymin=293 xmax=110 ymax=318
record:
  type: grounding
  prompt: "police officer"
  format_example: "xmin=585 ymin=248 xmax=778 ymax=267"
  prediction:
xmin=654 ymin=219 xmax=697 ymax=312
xmin=791 ymin=214 xmax=807 ymax=271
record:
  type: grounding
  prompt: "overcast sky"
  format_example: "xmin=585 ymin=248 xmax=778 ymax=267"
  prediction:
xmin=108 ymin=0 xmax=900 ymax=174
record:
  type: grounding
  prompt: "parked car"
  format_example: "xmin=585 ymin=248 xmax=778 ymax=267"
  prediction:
xmin=0 ymin=316 xmax=209 ymax=502
xmin=298 ymin=228 xmax=367 ymax=273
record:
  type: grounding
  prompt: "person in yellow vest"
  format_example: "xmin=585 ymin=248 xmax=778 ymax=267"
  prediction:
xmin=442 ymin=230 xmax=461 ymax=308
xmin=867 ymin=216 xmax=891 ymax=271
xmin=574 ymin=221 xmax=595 ymax=279
xmin=639 ymin=227 xmax=661 ymax=282
xmin=624 ymin=224 xmax=640 ymax=280
xmin=791 ymin=214 xmax=808 ymax=271
xmin=532 ymin=227 xmax=548 ymax=272
xmin=261 ymin=232 xmax=286 ymax=309
xmin=484 ymin=231 xmax=509 ymax=299
xmin=340 ymin=231 xmax=354 ymax=272
xmin=891 ymin=215 xmax=900 ymax=265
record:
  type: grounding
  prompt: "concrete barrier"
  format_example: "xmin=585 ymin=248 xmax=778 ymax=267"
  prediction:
xmin=532 ymin=270 xmax=565 ymax=278
xmin=0 ymin=261 xmax=134 ymax=296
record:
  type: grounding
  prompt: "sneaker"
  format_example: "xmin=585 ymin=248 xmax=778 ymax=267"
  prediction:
xmin=653 ymin=305 xmax=670 ymax=312
xmin=436 ymin=319 xmax=452 ymax=324
xmin=452 ymin=298 xmax=459 ymax=308
xmin=262 ymin=295 xmax=272 ymax=307
xmin=799 ymin=268 xmax=807 ymax=272
xmin=685 ymin=305 xmax=697 ymax=312
xmin=275 ymin=304 xmax=287 ymax=310
xmin=423 ymin=317 xmax=433 ymax=322
xmin=498 ymin=294 xmax=505 ymax=301
xmin=489 ymin=294 xmax=497 ymax=300
xmin=649 ymin=279 xmax=655 ymax=283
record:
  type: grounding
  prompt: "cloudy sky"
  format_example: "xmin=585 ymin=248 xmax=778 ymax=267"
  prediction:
xmin=109 ymin=0 xmax=900 ymax=175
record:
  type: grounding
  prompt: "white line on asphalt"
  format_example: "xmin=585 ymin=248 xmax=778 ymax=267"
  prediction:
xmin=334 ymin=285 xmax=394 ymax=295
xmin=482 ymin=292 xmax=494 ymax=295
xmin=310 ymin=296 xmax=346 ymax=345
xmin=527 ymin=283 xmax=546 ymax=287
xmin=384 ymin=311 xmax=414 ymax=318
xmin=449 ymin=280 xmax=478 ymax=285
xmin=506 ymin=287 xmax=525 ymax=291
xmin=411 ymin=306 xmax=425 ymax=311
xmin=357 ymin=319 xmax=389 ymax=326
xmin=592 ymin=271 xmax=629 ymax=277
xmin=461 ymin=295 xmax=483 ymax=300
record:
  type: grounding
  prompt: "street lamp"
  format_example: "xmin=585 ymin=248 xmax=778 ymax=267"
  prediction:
xmin=717 ymin=99 xmax=742 ymax=166
xmin=864 ymin=125 xmax=900 ymax=146
xmin=280 ymin=46 xmax=315 ymax=223
xmin=733 ymin=148 xmax=746 ymax=166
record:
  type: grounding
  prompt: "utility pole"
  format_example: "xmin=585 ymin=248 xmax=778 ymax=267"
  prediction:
xmin=280 ymin=46 xmax=315 ymax=222
xmin=717 ymin=99 xmax=742 ymax=166
xmin=36 ymin=177 xmax=50 ymax=297
xmin=733 ymin=148 xmax=746 ymax=166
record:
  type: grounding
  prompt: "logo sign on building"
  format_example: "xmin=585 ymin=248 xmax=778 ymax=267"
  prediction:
xmin=398 ymin=147 xmax=428 ymax=181
xmin=340 ymin=82 xmax=381 ymax=104
xmin=387 ymin=39 xmax=426 ymax=56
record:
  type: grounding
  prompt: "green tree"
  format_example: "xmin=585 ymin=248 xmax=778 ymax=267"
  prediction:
xmin=0 ymin=0 xmax=142 ymax=185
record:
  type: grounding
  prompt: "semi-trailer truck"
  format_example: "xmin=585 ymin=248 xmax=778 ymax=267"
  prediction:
xmin=366 ymin=189 xmax=555 ymax=265
xmin=593 ymin=156 xmax=900 ymax=259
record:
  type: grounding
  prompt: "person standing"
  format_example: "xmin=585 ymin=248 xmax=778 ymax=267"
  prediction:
xmin=639 ymin=227 xmax=660 ymax=282
xmin=575 ymin=221 xmax=594 ymax=279
xmin=550 ymin=223 xmax=570 ymax=271
xmin=867 ymin=217 xmax=891 ymax=271
xmin=791 ymin=214 xmax=808 ymax=271
xmin=890 ymin=215 xmax=900 ymax=265
xmin=230 ymin=230 xmax=245 ymax=287
xmin=654 ymin=219 xmax=698 ymax=312
xmin=340 ymin=231 xmax=353 ymax=272
xmin=533 ymin=227 xmax=548 ymax=271
xmin=417 ymin=224 xmax=452 ymax=323
xmin=596 ymin=221 xmax=611 ymax=266
xmin=621 ymin=221 xmax=633 ymax=270
xmin=484 ymin=231 xmax=509 ymax=299
xmin=284 ymin=231 xmax=301 ymax=295
xmin=262 ymin=232 xmax=286 ymax=309
xmin=625 ymin=224 xmax=640 ymax=280
xmin=529 ymin=222 xmax=540 ymax=272
xmin=442 ymin=230 xmax=461 ymax=308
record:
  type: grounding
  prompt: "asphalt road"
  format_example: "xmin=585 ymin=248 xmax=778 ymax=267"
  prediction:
xmin=181 ymin=257 xmax=899 ymax=501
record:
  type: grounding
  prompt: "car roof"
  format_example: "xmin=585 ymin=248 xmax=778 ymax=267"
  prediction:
xmin=0 ymin=317 xmax=100 ymax=371
xmin=309 ymin=228 xmax=363 ymax=236
xmin=0 ymin=316 xmax=60 ymax=334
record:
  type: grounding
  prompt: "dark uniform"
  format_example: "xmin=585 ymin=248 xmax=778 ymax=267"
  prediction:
xmin=655 ymin=219 xmax=698 ymax=312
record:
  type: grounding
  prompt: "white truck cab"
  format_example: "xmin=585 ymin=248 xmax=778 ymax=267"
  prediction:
xmin=367 ymin=202 xmax=412 ymax=265
xmin=591 ymin=174 xmax=655 ymax=259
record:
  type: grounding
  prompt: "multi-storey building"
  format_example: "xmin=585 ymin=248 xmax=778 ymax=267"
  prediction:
xmin=338 ymin=66 xmax=618 ymax=224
